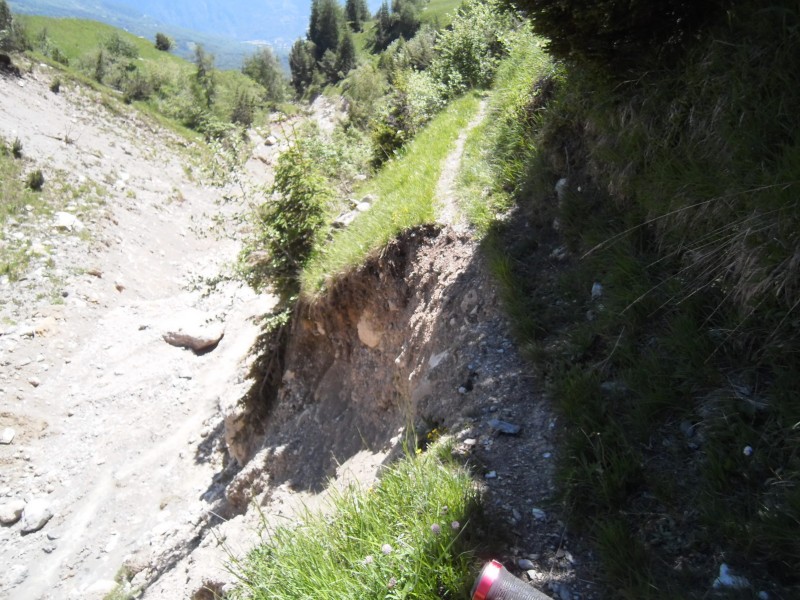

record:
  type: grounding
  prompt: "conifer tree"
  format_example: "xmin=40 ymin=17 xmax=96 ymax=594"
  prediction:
xmin=289 ymin=38 xmax=316 ymax=96
xmin=243 ymin=46 xmax=286 ymax=103
xmin=308 ymin=0 xmax=342 ymax=60
xmin=335 ymin=28 xmax=357 ymax=78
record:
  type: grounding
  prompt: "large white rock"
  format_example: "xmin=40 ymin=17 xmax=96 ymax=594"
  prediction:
xmin=53 ymin=212 xmax=85 ymax=233
xmin=0 ymin=499 xmax=26 ymax=525
xmin=0 ymin=427 xmax=15 ymax=445
xmin=20 ymin=499 xmax=53 ymax=533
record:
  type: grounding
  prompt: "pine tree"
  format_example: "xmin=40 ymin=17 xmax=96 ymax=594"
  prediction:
xmin=289 ymin=38 xmax=316 ymax=96
xmin=0 ymin=0 xmax=13 ymax=51
xmin=345 ymin=0 xmax=362 ymax=31
xmin=308 ymin=0 xmax=341 ymax=60
xmin=193 ymin=44 xmax=216 ymax=108
xmin=373 ymin=1 xmax=392 ymax=50
xmin=335 ymin=29 xmax=357 ymax=79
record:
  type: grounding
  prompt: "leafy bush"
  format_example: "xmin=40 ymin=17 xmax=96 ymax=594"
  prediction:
xmin=242 ymin=46 xmax=286 ymax=103
xmin=371 ymin=68 xmax=447 ymax=165
xmin=0 ymin=0 xmax=26 ymax=52
xmin=104 ymin=32 xmax=138 ymax=59
xmin=343 ymin=63 xmax=387 ymax=129
xmin=11 ymin=137 xmax=22 ymax=159
xmin=430 ymin=0 xmax=515 ymax=95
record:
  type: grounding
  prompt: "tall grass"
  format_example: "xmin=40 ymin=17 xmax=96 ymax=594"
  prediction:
xmin=470 ymin=1 xmax=800 ymax=596
xmin=231 ymin=441 xmax=479 ymax=600
xmin=300 ymin=92 xmax=481 ymax=295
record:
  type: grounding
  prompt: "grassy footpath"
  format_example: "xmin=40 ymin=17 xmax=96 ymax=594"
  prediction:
xmin=301 ymin=92 xmax=481 ymax=295
xmin=232 ymin=441 xmax=478 ymax=600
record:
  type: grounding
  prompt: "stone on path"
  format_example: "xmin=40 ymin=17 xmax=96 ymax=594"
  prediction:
xmin=1 ymin=427 xmax=15 ymax=445
xmin=163 ymin=321 xmax=224 ymax=353
xmin=20 ymin=499 xmax=53 ymax=533
xmin=0 ymin=499 xmax=26 ymax=525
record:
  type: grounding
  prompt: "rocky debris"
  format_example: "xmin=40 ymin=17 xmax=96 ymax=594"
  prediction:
xmin=332 ymin=210 xmax=358 ymax=229
xmin=3 ymin=564 xmax=29 ymax=588
xmin=713 ymin=563 xmax=750 ymax=590
xmin=163 ymin=323 xmax=224 ymax=353
xmin=20 ymin=499 xmax=53 ymax=534
xmin=531 ymin=508 xmax=547 ymax=521
xmin=488 ymin=418 xmax=521 ymax=435
xmin=264 ymin=135 xmax=278 ymax=146
xmin=53 ymin=212 xmax=85 ymax=233
xmin=357 ymin=310 xmax=383 ymax=349
xmin=84 ymin=579 xmax=118 ymax=599
xmin=0 ymin=499 xmax=26 ymax=525
xmin=1 ymin=427 xmax=15 ymax=445
xmin=591 ymin=281 xmax=603 ymax=300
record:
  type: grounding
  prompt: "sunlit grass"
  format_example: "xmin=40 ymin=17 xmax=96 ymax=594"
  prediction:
xmin=300 ymin=92 xmax=481 ymax=295
xmin=231 ymin=440 xmax=478 ymax=600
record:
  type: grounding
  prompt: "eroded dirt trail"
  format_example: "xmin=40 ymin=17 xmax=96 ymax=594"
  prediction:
xmin=0 ymin=66 xmax=274 ymax=599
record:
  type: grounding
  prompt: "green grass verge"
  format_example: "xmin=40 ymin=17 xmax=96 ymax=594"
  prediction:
xmin=232 ymin=440 xmax=478 ymax=600
xmin=300 ymin=92 xmax=481 ymax=295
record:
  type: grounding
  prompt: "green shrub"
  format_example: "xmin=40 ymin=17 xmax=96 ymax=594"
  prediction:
xmin=104 ymin=32 xmax=138 ymax=58
xmin=430 ymin=0 xmax=515 ymax=95
xmin=26 ymin=169 xmax=44 ymax=191
xmin=49 ymin=77 xmax=61 ymax=93
xmin=371 ymin=68 xmax=447 ymax=165
xmin=154 ymin=32 xmax=172 ymax=52
xmin=11 ymin=137 xmax=22 ymax=159
xmin=241 ymin=137 xmax=331 ymax=301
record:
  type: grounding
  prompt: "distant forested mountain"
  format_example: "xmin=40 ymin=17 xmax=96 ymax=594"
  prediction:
xmin=10 ymin=1 xmax=385 ymax=45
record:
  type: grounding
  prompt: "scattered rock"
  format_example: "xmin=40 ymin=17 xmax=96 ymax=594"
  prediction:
xmin=85 ymin=579 xmax=118 ymax=598
xmin=713 ymin=563 xmax=750 ymax=590
xmin=518 ymin=558 xmax=535 ymax=570
xmin=264 ymin=135 xmax=278 ymax=146
xmin=488 ymin=419 xmax=521 ymax=435
xmin=0 ymin=427 xmax=15 ymax=445
xmin=0 ymin=499 xmax=26 ymax=525
xmin=591 ymin=281 xmax=603 ymax=300
xmin=163 ymin=323 xmax=224 ymax=353
xmin=20 ymin=499 xmax=53 ymax=533
xmin=357 ymin=311 xmax=382 ymax=349
xmin=531 ymin=508 xmax=547 ymax=521
xmin=4 ymin=564 xmax=28 ymax=588
xmin=332 ymin=210 xmax=358 ymax=229
xmin=485 ymin=471 xmax=497 ymax=479
xmin=555 ymin=178 xmax=569 ymax=203
xmin=28 ymin=376 xmax=41 ymax=388
xmin=53 ymin=212 xmax=85 ymax=233
xmin=356 ymin=201 xmax=371 ymax=212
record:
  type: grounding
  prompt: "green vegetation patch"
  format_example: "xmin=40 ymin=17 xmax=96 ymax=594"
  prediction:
xmin=473 ymin=1 xmax=800 ymax=597
xmin=301 ymin=92 xmax=480 ymax=295
xmin=232 ymin=441 xmax=478 ymax=600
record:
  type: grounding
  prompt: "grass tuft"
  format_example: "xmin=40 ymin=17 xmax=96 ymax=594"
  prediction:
xmin=231 ymin=440 xmax=479 ymax=600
